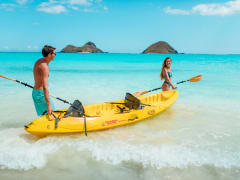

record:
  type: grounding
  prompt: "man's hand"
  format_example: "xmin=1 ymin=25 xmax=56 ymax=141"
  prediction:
xmin=47 ymin=104 xmax=53 ymax=115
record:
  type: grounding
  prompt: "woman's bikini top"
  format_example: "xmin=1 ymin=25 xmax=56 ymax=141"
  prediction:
xmin=163 ymin=71 xmax=172 ymax=79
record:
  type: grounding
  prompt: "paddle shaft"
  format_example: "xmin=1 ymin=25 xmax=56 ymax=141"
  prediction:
xmin=148 ymin=80 xmax=188 ymax=93
xmin=1 ymin=75 xmax=75 ymax=106
xmin=15 ymin=80 xmax=34 ymax=88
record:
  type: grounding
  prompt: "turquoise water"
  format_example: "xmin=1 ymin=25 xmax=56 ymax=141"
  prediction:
xmin=0 ymin=52 xmax=240 ymax=179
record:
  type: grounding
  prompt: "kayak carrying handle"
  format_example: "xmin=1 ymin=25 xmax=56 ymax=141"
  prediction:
xmin=42 ymin=111 xmax=63 ymax=129
xmin=51 ymin=113 xmax=61 ymax=129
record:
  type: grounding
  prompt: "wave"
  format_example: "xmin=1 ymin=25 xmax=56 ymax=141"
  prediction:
xmin=0 ymin=127 xmax=240 ymax=171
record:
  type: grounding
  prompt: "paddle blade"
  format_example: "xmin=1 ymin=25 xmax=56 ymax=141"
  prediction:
xmin=188 ymin=75 xmax=202 ymax=82
xmin=0 ymin=74 xmax=16 ymax=81
xmin=133 ymin=90 xmax=149 ymax=97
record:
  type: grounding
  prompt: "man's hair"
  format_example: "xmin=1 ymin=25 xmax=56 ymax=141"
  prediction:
xmin=42 ymin=45 xmax=56 ymax=57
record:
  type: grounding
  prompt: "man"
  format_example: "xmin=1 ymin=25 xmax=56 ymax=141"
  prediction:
xmin=32 ymin=45 xmax=56 ymax=116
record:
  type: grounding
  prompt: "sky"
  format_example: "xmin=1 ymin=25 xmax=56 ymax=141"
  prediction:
xmin=0 ymin=0 xmax=240 ymax=54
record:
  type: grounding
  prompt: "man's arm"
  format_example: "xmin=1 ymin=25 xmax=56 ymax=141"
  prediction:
xmin=41 ymin=64 xmax=53 ymax=114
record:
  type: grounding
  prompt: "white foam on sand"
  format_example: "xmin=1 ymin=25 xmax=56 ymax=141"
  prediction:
xmin=71 ymin=136 xmax=240 ymax=169
xmin=0 ymin=127 xmax=240 ymax=171
xmin=0 ymin=128 xmax=60 ymax=170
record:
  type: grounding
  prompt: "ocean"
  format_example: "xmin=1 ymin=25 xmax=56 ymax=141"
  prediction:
xmin=0 ymin=52 xmax=240 ymax=180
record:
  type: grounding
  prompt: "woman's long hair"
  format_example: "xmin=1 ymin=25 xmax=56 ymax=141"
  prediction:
xmin=160 ymin=57 xmax=171 ymax=80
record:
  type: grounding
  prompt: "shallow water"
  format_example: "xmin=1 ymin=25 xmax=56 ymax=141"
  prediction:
xmin=0 ymin=53 xmax=240 ymax=179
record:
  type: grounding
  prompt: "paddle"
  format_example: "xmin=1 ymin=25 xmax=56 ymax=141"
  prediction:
xmin=0 ymin=74 xmax=75 ymax=104
xmin=0 ymin=74 xmax=88 ymax=136
xmin=133 ymin=75 xmax=202 ymax=96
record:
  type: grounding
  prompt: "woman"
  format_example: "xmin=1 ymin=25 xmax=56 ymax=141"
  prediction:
xmin=160 ymin=57 xmax=175 ymax=91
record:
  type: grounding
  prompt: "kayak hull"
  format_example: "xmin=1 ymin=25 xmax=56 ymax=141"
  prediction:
xmin=25 ymin=90 xmax=178 ymax=136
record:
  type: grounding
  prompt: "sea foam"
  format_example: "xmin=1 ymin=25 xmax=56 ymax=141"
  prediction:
xmin=0 ymin=128 xmax=240 ymax=171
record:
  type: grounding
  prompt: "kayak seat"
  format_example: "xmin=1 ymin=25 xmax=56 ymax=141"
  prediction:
xmin=64 ymin=100 xmax=85 ymax=117
xmin=125 ymin=93 xmax=141 ymax=110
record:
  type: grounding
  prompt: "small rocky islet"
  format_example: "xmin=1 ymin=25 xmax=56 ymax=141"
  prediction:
xmin=61 ymin=41 xmax=178 ymax=54
xmin=61 ymin=42 xmax=103 ymax=53
xmin=142 ymin=41 xmax=178 ymax=54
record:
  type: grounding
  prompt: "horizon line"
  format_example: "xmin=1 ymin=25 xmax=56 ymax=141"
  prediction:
xmin=0 ymin=51 xmax=240 ymax=55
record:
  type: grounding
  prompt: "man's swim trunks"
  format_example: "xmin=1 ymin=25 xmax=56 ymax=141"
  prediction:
xmin=32 ymin=89 xmax=55 ymax=116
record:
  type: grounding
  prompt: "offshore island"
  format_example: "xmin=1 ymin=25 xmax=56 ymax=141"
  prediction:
xmin=61 ymin=41 xmax=178 ymax=54
xmin=61 ymin=42 xmax=103 ymax=53
xmin=142 ymin=41 xmax=178 ymax=54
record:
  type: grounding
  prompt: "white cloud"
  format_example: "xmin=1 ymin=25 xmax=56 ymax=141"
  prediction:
xmin=4 ymin=46 xmax=9 ymax=49
xmin=165 ymin=0 xmax=240 ymax=16
xmin=27 ymin=45 xmax=32 ymax=49
xmin=0 ymin=0 xmax=28 ymax=11
xmin=0 ymin=3 xmax=16 ymax=11
xmin=69 ymin=6 xmax=79 ymax=10
xmin=37 ymin=3 xmax=67 ymax=14
xmin=0 ymin=0 xmax=107 ymax=14
xmin=37 ymin=0 xmax=107 ymax=14
xmin=164 ymin=6 xmax=190 ymax=15
xmin=68 ymin=0 xmax=91 ymax=6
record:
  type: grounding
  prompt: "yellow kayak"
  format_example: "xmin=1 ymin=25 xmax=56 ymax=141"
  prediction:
xmin=25 ymin=90 xmax=178 ymax=137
